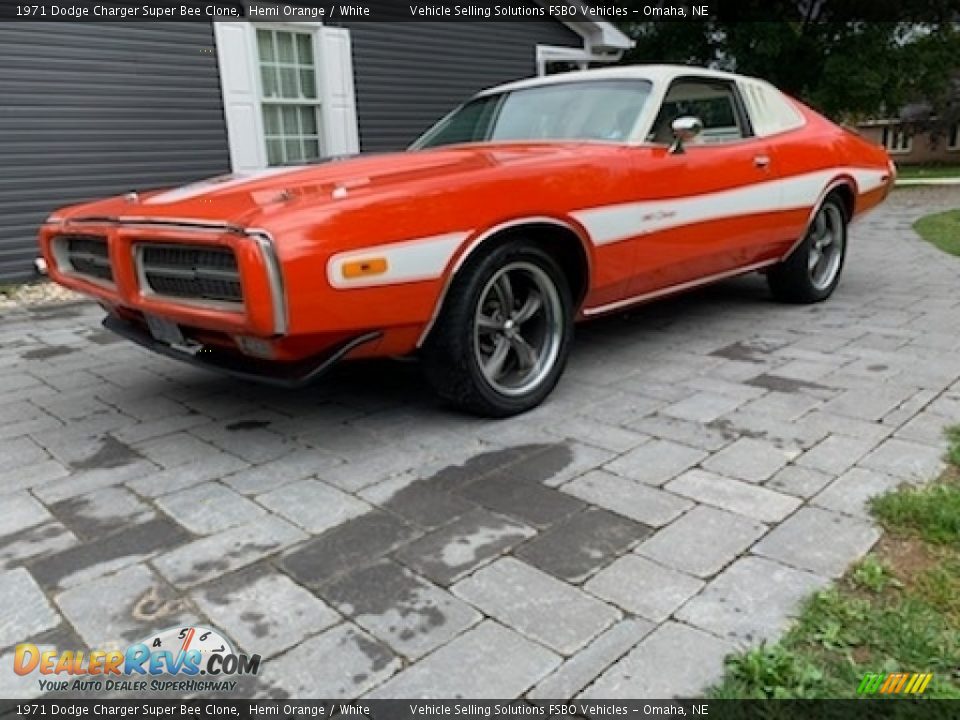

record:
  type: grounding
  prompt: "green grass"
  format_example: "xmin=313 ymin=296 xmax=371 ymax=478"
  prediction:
xmin=897 ymin=163 xmax=960 ymax=180
xmin=851 ymin=554 xmax=901 ymax=593
xmin=914 ymin=209 xmax=960 ymax=258
xmin=948 ymin=426 xmax=960 ymax=467
xmin=709 ymin=426 xmax=960 ymax=699
xmin=871 ymin=483 xmax=960 ymax=545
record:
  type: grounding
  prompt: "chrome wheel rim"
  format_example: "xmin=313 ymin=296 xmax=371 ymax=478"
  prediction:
xmin=808 ymin=204 xmax=845 ymax=291
xmin=473 ymin=261 xmax=563 ymax=397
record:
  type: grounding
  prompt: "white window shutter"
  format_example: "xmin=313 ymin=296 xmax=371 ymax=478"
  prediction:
xmin=320 ymin=26 xmax=360 ymax=156
xmin=214 ymin=22 xmax=267 ymax=172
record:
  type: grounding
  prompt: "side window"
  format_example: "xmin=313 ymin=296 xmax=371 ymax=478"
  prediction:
xmin=648 ymin=79 xmax=750 ymax=145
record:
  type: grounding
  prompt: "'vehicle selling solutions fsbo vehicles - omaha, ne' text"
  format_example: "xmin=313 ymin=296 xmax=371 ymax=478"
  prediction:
xmin=39 ymin=64 xmax=895 ymax=416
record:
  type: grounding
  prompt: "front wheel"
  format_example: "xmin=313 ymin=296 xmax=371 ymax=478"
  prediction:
xmin=422 ymin=242 xmax=573 ymax=417
xmin=767 ymin=196 xmax=848 ymax=303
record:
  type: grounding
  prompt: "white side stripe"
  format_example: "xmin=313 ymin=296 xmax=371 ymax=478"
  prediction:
xmin=848 ymin=168 xmax=889 ymax=193
xmin=328 ymin=232 xmax=469 ymax=289
xmin=572 ymin=167 xmax=888 ymax=247
xmin=323 ymin=167 xmax=888 ymax=289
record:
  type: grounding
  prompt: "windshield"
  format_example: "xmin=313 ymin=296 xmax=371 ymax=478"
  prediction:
xmin=411 ymin=79 xmax=653 ymax=149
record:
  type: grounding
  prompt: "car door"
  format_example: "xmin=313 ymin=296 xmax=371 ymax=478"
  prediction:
xmin=625 ymin=76 xmax=784 ymax=297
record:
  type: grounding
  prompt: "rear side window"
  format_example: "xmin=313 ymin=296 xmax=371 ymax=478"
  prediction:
xmin=739 ymin=81 xmax=806 ymax=137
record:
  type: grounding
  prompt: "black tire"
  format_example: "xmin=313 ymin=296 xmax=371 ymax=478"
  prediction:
xmin=421 ymin=241 xmax=574 ymax=417
xmin=768 ymin=195 xmax=848 ymax=304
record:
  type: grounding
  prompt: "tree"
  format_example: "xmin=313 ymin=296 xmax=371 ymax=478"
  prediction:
xmin=616 ymin=1 xmax=960 ymax=138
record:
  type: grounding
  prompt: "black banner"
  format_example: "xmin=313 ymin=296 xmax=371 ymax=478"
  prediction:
xmin=1 ymin=699 xmax=959 ymax=720
xmin=0 ymin=0 xmax=958 ymax=22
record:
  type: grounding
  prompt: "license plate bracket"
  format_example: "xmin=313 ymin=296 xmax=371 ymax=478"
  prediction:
xmin=145 ymin=314 xmax=186 ymax=347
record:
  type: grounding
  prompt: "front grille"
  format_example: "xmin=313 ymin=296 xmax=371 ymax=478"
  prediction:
xmin=138 ymin=244 xmax=243 ymax=304
xmin=61 ymin=235 xmax=113 ymax=282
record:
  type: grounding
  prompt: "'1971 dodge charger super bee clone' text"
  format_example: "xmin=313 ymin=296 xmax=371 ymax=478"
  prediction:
xmin=40 ymin=65 xmax=894 ymax=416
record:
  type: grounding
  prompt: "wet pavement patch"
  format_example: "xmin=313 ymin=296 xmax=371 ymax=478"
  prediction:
xmin=84 ymin=328 xmax=124 ymax=345
xmin=456 ymin=462 xmax=583 ymax=528
xmin=0 ymin=519 xmax=77 ymax=570
xmin=710 ymin=341 xmax=772 ymax=363
xmin=514 ymin=507 xmax=653 ymax=583
xmin=51 ymin=487 xmax=155 ymax=541
xmin=319 ymin=559 xmax=481 ymax=659
xmin=279 ymin=510 xmax=419 ymax=588
xmin=425 ymin=443 xmax=575 ymax=496
xmin=431 ymin=443 xmax=582 ymax=528
xmin=69 ymin=435 xmax=144 ymax=471
xmin=382 ymin=480 xmax=478 ymax=531
xmin=282 ymin=443 xmax=577 ymax=590
xmin=392 ymin=508 xmax=536 ymax=586
xmin=226 ymin=420 xmax=272 ymax=431
xmin=26 ymin=516 xmax=191 ymax=591
xmin=21 ymin=345 xmax=77 ymax=360
xmin=746 ymin=373 xmax=828 ymax=395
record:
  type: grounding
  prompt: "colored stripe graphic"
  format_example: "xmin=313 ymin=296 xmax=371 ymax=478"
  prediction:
xmin=880 ymin=673 xmax=901 ymax=693
xmin=857 ymin=673 xmax=884 ymax=694
xmin=858 ymin=672 xmax=933 ymax=695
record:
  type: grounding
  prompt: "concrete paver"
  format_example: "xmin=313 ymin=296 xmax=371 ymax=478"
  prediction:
xmin=451 ymin=557 xmax=621 ymax=655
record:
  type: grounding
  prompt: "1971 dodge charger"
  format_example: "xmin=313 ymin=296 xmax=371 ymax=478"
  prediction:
xmin=39 ymin=65 xmax=894 ymax=416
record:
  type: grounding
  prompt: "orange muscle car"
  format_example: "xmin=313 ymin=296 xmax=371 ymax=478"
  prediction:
xmin=40 ymin=65 xmax=894 ymax=416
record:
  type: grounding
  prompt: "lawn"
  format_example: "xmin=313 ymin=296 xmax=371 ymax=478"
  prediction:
xmin=914 ymin=209 xmax=960 ymax=258
xmin=897 ymin=164 xmax=960 ymax=180
xmin=710 ymin=426 xmax=960 ymax=699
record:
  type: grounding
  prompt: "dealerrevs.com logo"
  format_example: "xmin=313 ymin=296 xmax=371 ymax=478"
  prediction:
xmin=14 ymin=626 xmax=260 ymax=694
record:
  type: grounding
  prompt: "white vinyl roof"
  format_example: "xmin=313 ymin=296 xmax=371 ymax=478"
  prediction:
xmin=480 ymin=64 xmax=749 ymax=96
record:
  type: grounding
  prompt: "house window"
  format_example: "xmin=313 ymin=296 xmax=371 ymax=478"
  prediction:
xmin=881 ymin=126 xmax=913 ymax=154
xmin=948 ymin=123 xmax=959 ymax=151
xmin=256 ymin=28 xmax=322 ymax=165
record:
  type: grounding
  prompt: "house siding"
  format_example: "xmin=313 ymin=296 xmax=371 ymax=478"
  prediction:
xmin=342 ymin=21 xmax=583 ymax=152
xmin=0 ymin=23 xmax=231 ymax=282
xmin=0 ymin=19 xmax=582 ymax=282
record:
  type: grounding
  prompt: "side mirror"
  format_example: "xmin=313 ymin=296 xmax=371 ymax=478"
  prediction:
xmin=669 ymin=116 xmax=704 ymax=154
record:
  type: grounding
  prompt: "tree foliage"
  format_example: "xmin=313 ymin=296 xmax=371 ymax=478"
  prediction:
xmin=616 ymin=1 xmax=960 ymax=138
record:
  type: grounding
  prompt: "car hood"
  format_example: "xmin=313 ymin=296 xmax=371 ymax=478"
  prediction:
xmin=57 ymin=144 xmax=590 ymax=227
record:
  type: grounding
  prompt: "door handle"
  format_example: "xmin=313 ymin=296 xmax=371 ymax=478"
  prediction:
xmin=754 ymin=155 xmax=771 ymax=169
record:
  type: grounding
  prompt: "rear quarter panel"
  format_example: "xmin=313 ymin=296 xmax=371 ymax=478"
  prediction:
xmin=768 ymin=106 xmax=892 ymax=244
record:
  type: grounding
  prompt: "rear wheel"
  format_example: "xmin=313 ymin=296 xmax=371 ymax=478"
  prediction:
xmin=768 ymin=195 xmax=848 ymax=303
xmin=422 ymin=241 xmax=573 ymax=417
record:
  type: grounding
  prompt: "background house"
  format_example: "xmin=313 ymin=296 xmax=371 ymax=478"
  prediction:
xmin=0 ymin=12 xmax=631 ymax=282
xmin=855 ymin=118 xmax=960 ymax=164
